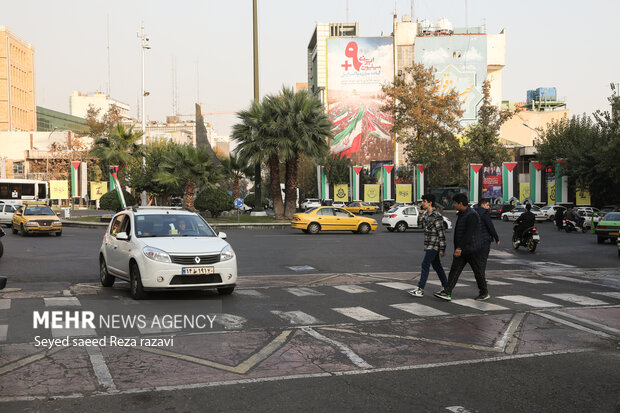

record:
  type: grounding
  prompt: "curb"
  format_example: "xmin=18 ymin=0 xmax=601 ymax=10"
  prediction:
xmin=60 ymin=220 xmax=292 ymax=230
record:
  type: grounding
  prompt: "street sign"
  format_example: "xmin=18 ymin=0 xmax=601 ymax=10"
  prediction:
xmin=234 ymin=198 xmax=244 ymax=209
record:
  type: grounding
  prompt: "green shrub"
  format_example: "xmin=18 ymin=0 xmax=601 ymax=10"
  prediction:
xmin=99 ymin=190 xmax=137 ymax=212
xmin=243 ymin=193 xmax=267 ymax=209
xmin=195 ymin=187 xmax=234 ymax=218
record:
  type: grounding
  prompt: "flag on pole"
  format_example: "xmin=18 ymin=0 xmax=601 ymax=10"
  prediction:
xmin=383 ymin=165 xmax=394 ymax=200
xmin=109 ymin=165 xmax=119 ymax=191
xmin=502 ymin=162 xmax=517 ymax=201
xmin=415 ymin=164 xmax=425 ymax=201
xmin=71 ymin=161 xmax=81 ymax=198
xmin=317 ymin=165 xmax=329 ymax=200
xmin=351 ymin=166 xmax=363 ymax=201
xmin=109 ymin=166 xmax=126 ymax=209
xmin=469 ymin=164 xmax=483 ymax=204
xmin=555 ymin=159 xmax=568 ymax=204
xmin=529 ymin=161 xmax=544 ymax=203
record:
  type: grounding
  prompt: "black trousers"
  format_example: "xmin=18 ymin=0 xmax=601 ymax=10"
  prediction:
xmin=445 ymin=252 xmax=488 ymax=296
xmin=480 ymin=242 xmax=491 ymax=274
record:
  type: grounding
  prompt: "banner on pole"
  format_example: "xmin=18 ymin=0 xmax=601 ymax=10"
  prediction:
xmin=383 ymin=165 xmax=394 ymax=200
xmin=364 ymin=184 xmax=380 ymax=202
xmin=529 ymin=161 xmax=544 ymax=203
xmin=350 ymin=166 xmax=363 ymax=201
xmin=469 ymin=164 xmax=483 ymax=204
xmin=415 ymin=164 xmax=425 ymax=201
xmin=333 ymin=184 xmax=349 ymax=202
xmin=90 ymin=182 xmax=108 ymax=201
xmin=502 ymin=162 xmax=517 ymax=201
xmin=49 ymin=180 xmax=69 ymax=199
xmin=395 ymin=184 xmax=412 ymax=203
xmin=71 ymin=161 xmax=81 ymax=198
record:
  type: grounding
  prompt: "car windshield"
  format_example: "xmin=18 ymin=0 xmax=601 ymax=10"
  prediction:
xmin=135 ymin=214 xmax=216 ymax=237
xmin=602 ymin=212 xmax=620 ymax=222
xmin=24 ymin=206 xmax=55 ymax=216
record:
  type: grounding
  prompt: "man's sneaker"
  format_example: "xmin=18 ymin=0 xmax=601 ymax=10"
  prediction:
xmin=475 ymin=293 xmax=491 ymax=301
xmin=407 ymin=287 xmax=424 ymax=297
xmin=434 ymin=290 xmax=452 ymax=301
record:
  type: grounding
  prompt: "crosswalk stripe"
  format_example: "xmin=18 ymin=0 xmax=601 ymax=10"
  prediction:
xmin=545 ymin=276 xmax=590 ymax=284
xmin=235 ymin=289 xmax=267 ymax=298
xmin=332 ymin=306 xmax=389 ymax=321
xmin=377 ymin=282 xmax=417 ymax=290
xmin=52 ymin=327 xmax=97 ymax=338
xmin=451 ymin=299 xmax=508 ymax=312
xmin=544 ymin=294 xmax=608 ymax=306
xmin=271 ymin=310 xmax=322 ymax=325
xmin=497 ymin=295 xmax=560 ymax=308
xmin=506 ymin=277 xmax=552 ymax=284
xmin=390 ymin=303 xmax=448 ymax=317
xmin=485 ymin=280 xmax=512 ymax=286
xmin=212 ymin=314 xmax=247 ymax=330
xmin=44 ymin=297 xmax=81 ymax=307
xmin=333 ymin=285 xmax=374 ymax=294
xmin=0 ymin=325 xmax=7 ymax=341
xmin=284 ymin=287 xmax=324 ymax=297
xmin=425 ymin=280 xmax=444 ymax=287
xmin=593 ymin=292 xmax=620 ymax=300
xmin=0 ymin=299 xmax=11 ymax=310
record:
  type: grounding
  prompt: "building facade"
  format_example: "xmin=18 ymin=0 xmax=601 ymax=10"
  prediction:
xmin=37 ymin=106 xmax=89 ymax=134
xmin=0 ymin=26 xmax=36 ymax=131
xmin=70 ymin=91 xmax=130 ymax=120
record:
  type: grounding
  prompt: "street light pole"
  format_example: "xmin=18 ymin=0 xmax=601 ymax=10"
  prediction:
xmin=251 ymin=0 xmax=265 ymax=216
xmin=138 ymin=22 xmax=151 ymax=206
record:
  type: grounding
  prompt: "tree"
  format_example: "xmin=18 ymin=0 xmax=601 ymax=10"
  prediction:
xmin=322 ymin=153 xmax=351 ymax=186
xmin=463 ymin=80 xmax=514 ymax=166
xmin=85 ymin=104 xmax=122 ymax=140
xmin=296 ymin=154 xmax=318 ymax=201
xmin=155 ymin=144 xmax=221 ymax=210
xmin=99 ymin=190 xmax=136 ymax=212
xmin=195 ymin=187 xmax=234 ymax=218
xmin=381 ymin=63 xmax=465 ymax=188
xmin=89 ymin=123 xmax=143 ymax=184
xmin=126 ymin=140 xmax=180 ymax=202
xmin=219 ymin=153 xmax=254 ymax=200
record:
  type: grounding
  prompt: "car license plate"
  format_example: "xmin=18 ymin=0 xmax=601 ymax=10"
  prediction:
xmin=532 ymin=235 xmax=540 ymax=240
xmin=610 ymin=232 xmax=619 ymax=237
xmin=182 ymin=266 xmax=214 ymax=275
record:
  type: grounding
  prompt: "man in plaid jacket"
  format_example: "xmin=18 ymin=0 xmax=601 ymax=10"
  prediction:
xmin=407 ymin=194 xmax=448 ymax=297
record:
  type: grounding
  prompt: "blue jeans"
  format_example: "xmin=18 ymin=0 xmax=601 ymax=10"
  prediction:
xmin=418 ymin=249 xmax=448 ymax=289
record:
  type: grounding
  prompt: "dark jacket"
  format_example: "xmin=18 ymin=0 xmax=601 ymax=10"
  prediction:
xmin=474 ymin=205 xmax=499 ymax=243
xmin=515 ymin=210 xmax=536 ymax=229
xmin=454 ymin=206 xmax=483 ymax=254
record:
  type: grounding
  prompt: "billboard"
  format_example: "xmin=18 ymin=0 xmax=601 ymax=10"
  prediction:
xmin=49 ymin=180 xmax=69 ymax=199
xmin=482 ymin=166 xmax=502 ymax=199
xmin=327 ymin=37 xmax=394 ymax=165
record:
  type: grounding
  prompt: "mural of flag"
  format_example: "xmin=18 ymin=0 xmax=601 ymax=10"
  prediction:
xmin=415 ymin=164 xmax=425 ymax=201
xmin=350 ymin=166 xmax=363 ymax=201
xmin=317 ymin=165 xmax=329 ymax=200
xmin=555 ymin=159 xmax=568 ymax=204
xmin=383 ymin=165 xmax=394 ymax=200
xmin=333 ymin=109 xmax=349 ymax=125
xmin=365 ymin=106 xmax=376 ymax=117
xmin=529 ymin=161 xmax=544 ymax=203
xmin=330 ymin=109 xmax=364 ymax=157
xmin=366 ymin=117 xmax=391 ymax=140
xmin=378 ymin=113 xmax=393 ymax=127
xmin=71 ymin=161 xmax=81 ymax=198
xmin=469 ymin=164 xmax=483 ymax=204
xmin=502 ymin=162 xmax=518 ymax=201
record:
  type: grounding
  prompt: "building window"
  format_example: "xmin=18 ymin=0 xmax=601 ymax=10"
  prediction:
xmin=13 ymin=162 xmax=24 ymax=175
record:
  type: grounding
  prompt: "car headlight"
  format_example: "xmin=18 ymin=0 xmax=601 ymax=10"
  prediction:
xmin=25 ymin=222 xmax=38 ymax=226
xmin=220 ymin=244 xmax=235 ymax=261
xmin=143 ymin=246 xmax=171 ymax=263
xmin=52 ymin=221 xmax=62 ymax=226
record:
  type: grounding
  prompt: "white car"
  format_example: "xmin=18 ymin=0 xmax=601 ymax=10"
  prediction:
xmin=501 ymin=205 xmax=545 ymax=222
xmin=539 ymin=205 xmax=566 ymax=221
xmin=99 ymin=207 xmax=237 ymax=299
xmin=300 ymin=198 xmax=321 ymax=210
xmin=382 ymin=205 xmax=452 ymax=232
xmin=332 ymin=201 xmax=347 ymax=208
xmin=0 ymin=203 xmax=17 ymax=226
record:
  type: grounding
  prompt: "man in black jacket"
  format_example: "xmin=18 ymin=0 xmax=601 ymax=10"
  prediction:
xmin=515 ymin=203 xmax=536 ymax=239
xmin=474 ymin=199 xmax=500 ymax=273
xmin=435 ymin=193 xmax=489 ymax=301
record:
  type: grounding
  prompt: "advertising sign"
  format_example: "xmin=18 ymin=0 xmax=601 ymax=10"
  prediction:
xmin=520 ymin=183 xmax=530 ymax=203
xmin=49 ymin=180 xmax=69 ymax=199
xmin=395 ymin=184 xmax=412 ymax=203
xmin=482 ymin=166 xmax=502 ymax=200
xmin=327 ymin=37 xmax=394 ymax=165
xmin=364 ymin=184 xmax=380 ymax=202
xmin=90 ymin=182 xmax=108 ymax=201
xmin=576 ymin=187 xmax=591 ymax=205
xmin=333 ymin=184 xmax=349 ymax=202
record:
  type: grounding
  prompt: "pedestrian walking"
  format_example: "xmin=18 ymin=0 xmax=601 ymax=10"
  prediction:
xmin=474 ymin=198 xmax=500 ymax=274
xmin=407 ymin=194 xmax=448 ymax=297
xmin=434 ymin=193 xmax=489 ymax=301
xmin=554 ymin=206 xmax=564 ymax=231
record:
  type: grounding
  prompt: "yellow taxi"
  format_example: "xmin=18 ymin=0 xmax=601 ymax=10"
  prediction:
xmin=291 ymin=206 xmax=378 ymax=234
xmin=344 ymin=201 xmax=378 ymax=215
xmin=11 ymin=201 xmax=62 ymax=236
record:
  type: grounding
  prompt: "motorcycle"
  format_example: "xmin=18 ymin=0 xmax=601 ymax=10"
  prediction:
xmin=512 ymin=225 xmax=540 ymax=252
xmin=563 ymin=218 xmax=587 ymax=233
xmin=0 ymin=226 xmax=4 ymax=259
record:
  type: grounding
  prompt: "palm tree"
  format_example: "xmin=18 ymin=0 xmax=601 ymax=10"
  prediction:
xmin=89 ymin=123 xmax=143 ymax=182
xmin=273 ymin=88 xmax=332 ymax=218
xmin=232 ymin=99 xmax=286 ymax=219
xmin=155 ymin=144 xmax=220 ymax=210
xmin=219 ymin=153 xmax=254 ymax=200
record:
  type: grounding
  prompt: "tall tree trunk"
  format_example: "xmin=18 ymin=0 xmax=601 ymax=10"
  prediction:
xmin=284 ymin=155 xmax=299 ymax=219
xmin=232 ymin=177 xmax=240 ymax=200
xmin=184 ymin=181 xmax=195 ymax=210
xmin=269 ymin=154 xmax=285 ymax=220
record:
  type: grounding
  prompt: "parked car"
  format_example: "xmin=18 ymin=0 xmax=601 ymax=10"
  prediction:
xmin=501 ymin=205 xmax=545 ymax=222
xmin=291 ymin=206 xmax=377 ymax=234
xmin=99 ymin=206 xmax=237 ymax=299
xmin=594 ymin=212 xmax=620 ymax=244
xmin=381 ymin=205 xmax=452 ymax=232
xmin=11 ymin=201 xmax=62 ymax=236
xmin=617 ymin=234 xmax=620 ymax=258
xmin=300 ymin=198 xmax=321 ymax=211
xmin=332 ymin=201 xmax=347 ymax=208
xmin=0 ymin=203 xmax=17 ymax=226
xmin=344 ymin=201 xmax=378 ymax=215
xmin=540 ymin=205 xmax=566 ymax=221
xmin=581 ymin=210 xmax=605 ymax=228
xmin=490 ymin=204 xmax=515 ymax=219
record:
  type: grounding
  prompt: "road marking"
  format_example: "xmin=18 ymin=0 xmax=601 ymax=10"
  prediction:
xmin=495 ymin=313 xmax=525 ymax=352
xmin=288 ymin=266 xmax=316 ymax=271
xmin=544 ymin=294 xmax=608 ymax=306
xmin=446 ymin=407 xmax=472 ymax=413
xmin=545 ymin=275 xmax=591 ymax=284
xmin=535 ymin=312 xmax=613 ymax=338
xmin=497 ymin=295 xmax=560 ymax=308
xmin=86 ymin=345 xmax=117 ymax=391
xmin=284 ymin=287 xmax=324 ymax=297
xmin=271 ymin=310 xmax=322 ymax=325
xmin=506 ymin=277 xmax=552 ymax=284
xmin=377 ymin=282 xmax=417 ymax=290
xmin=212 ymin=314 xmax=247 ymax=330
xmin=332 ymin=284 xmax=374 ymax=293
xmin=485 ymin=280 xmax=511 ymax=286
xmin=0 ymin=325 xmax=7 ymax=342
xmin=390 ymin=302 xmax=448 ymax=317
xmin=451 ymin=299 xmax=508 ymax=312
xmin=0 ymin=299 xmax=10 ymax=310
xmin=234 ymin=289 xmax=266 ymax=298
xmin=425 ymin=280 xmax=444 ymax=287
xmin=112 ymin=295 xmax=140 ymax=305
xmin=139 ymin=317 xmax=181 ymax=335
xmin=332 ymin=306 xmax=389 ymax=321
xmin=44 ymin=297 xmax=81 ymax=307
xmin=52 ymin=327 xmax=97 ymax=338
xmin=550 ymin=310 xmax=620 ymax=336
xmin=0 ymin=346 xmax=67 ymax=376
xmin=62 ymin=289 xmax=72 ymax=297
xmin=593 ymin=292 xmax=620 ymax=300
xmin=302 ymin=327 xmax=372 ymax=369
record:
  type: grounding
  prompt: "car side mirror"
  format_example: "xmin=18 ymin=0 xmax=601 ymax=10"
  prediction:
xmin=218 ymin=231 xmax=227 ymax=239
xmin=116 ymin=232 xmax=129 ymax=241
xmin=56 ymin=212 xmax=61 ymax=216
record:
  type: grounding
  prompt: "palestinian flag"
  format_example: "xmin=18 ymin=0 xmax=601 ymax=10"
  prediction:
xmin=529 ymin=161 xmax=544 ymax=203
xmin=71 ymin=161 xmax=81 ymax=198
xmin=469 ymin=164 xmax=483 ymax=204
xmin=415 ymin=164 xmax=425 ymax=201
xmin=350 ymin=166 xmax=363 ymax=201
xmin=502 ymin=162 xmax=517 ymax=201
xmin=110 ymin=166 xmax=126 ymax=209
xmin=367 ymin=117 xmax=391 ymax=140
xmin=330 ymin=109 xmax=364 ymax=157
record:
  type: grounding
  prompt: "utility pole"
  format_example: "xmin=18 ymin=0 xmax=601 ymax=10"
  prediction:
xmin=251 ymin=0 xmax=265 ymax=215
xmin=138 ymin=22 xmax=151 ymax=206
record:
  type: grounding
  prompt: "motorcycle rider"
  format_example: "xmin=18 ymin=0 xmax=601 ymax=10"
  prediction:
xmin=573 ymin=208 xmax=585 ymax=228
xmin=514 ymin=203 xmax=536 ymax=241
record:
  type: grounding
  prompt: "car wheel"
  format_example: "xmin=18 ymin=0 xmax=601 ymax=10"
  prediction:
xmin=358 ymin=223 xmax=371 ymax=234
xmin=386 ymin=227 xmax=394 ymax=232
xmin=130 ymin=262 xmax=146 ymax=300
xmin=11 ymin=225 xmax=17 ymax=234
xmin=597 ymin=236 xmax=605 ymax=244
xmin=301 ymin=229 xmax=309 ymax=234
xmin=612 ymin=237 xmax=618 ymax=243
xmin=55 ymin=231 xmax=62 ymax=236
xmin=218 ymin=285 xmax=235 ymax=295
xmin=0 ymin=241 xmax=3 ymax=258
xmin=395 ymin=221 xmax=407 ymax=232
xmin=99 ymin=257 xmax=115 ymax=287
xmin=308 ymin=223 xmax=320 ymax=234
xmin=20 ymin=224 xmax=27 ymax=236
xmin=502 ymin=215 xmax=508 ymax=221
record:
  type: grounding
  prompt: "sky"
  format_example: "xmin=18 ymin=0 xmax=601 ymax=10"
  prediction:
xmin=4 ymin=0 xmax=619 ymax=138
